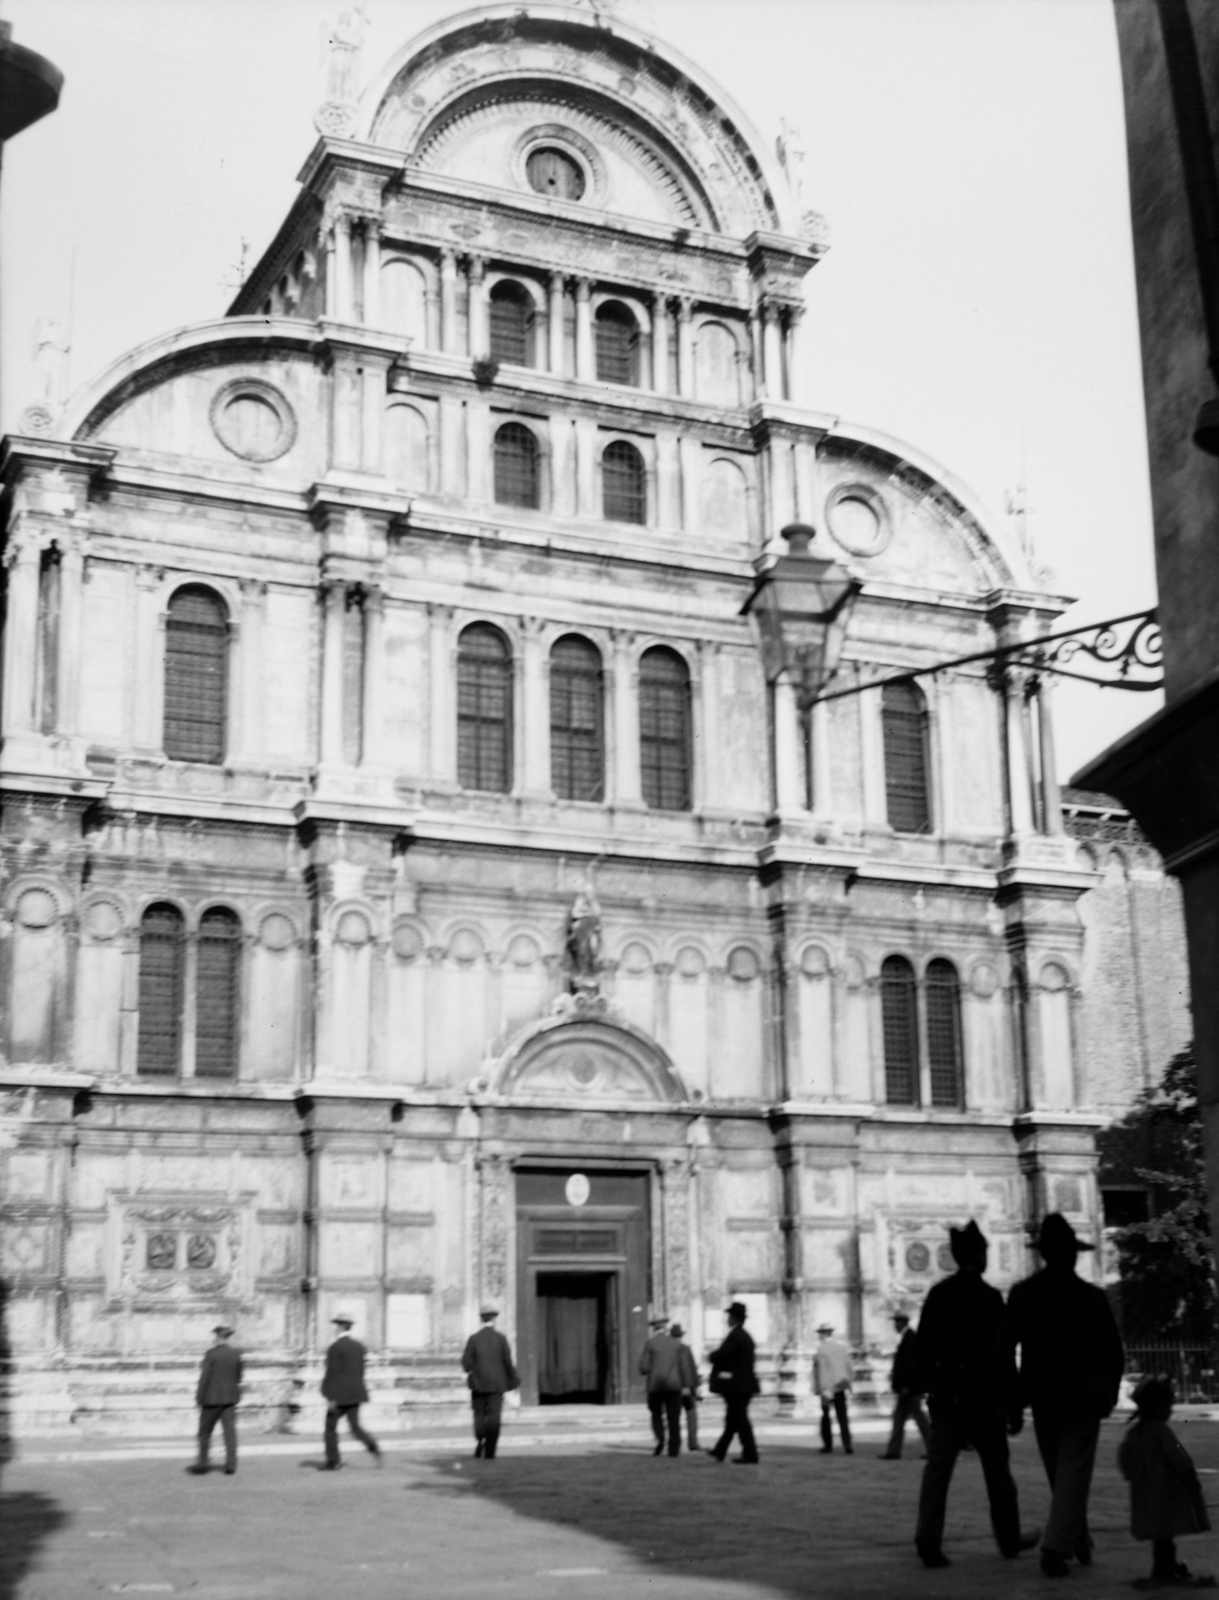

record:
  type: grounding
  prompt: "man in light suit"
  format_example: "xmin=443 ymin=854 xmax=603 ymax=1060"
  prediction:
xmin=190 ymin=1323 xmax=242 ymax=1475
xmin=322 ymin=1311 xmax=382 ymax=1469
xmin=462 ymin=1307 xmax=520 ymax=1460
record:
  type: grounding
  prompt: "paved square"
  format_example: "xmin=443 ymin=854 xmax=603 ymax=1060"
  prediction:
xmin=4 ymin=1418 xmax=1219 ymax=1599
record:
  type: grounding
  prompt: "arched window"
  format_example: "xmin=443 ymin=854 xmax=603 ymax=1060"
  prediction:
xmin=925 ymin=958 xmax=964 ymax=1109
xmin=880 ymin=955 xmax=919 ymax=1106
xmin=550 ymin=635 xmax=604 ymax=802
xmin=137 ymin=903 xmax=185 ymax=1076
xmin=493 ymin=422 xmax=541 ymax=509
xmin=595 ymin=302 xmax=641 ymax=387
xmin=639 ymin=647 xmax=692 ymax=812
xmin=882 ymin=681 xmax=931 ymax=834
xmin=196 ymin=907 xmax=241 ymax=1079
xmin=489 ymin=281 xmax=537 ymax=367
xmin=602 ymin=440 xmax=646 ymax=524
xmin=164 ymin=586 xmax=229 ymax=765
xmin=457 ymin=623 xmax=513 ymax=793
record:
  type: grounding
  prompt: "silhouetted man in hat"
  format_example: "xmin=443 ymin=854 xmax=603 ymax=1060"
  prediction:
xmin=462 ymin=1307 xmax=519 ymax=1460
xmin=1001 ymin=1212 xmax=1124 ymax=1577
xmin=639 ymin=1316 xmax=684 ymax=1456
xmin=813 ymin=1323 xmax=853 ymax=1454
xmin=670 ymin=1323 xmax=701 ymax=1451
xmin=914 ymin=1220 xmax=1036 ymax=1568
xmin=190 ymin=1324 xmax=242 ymax=1475
xmin=322 ymin=1311 xmax=382 ymax=1469
xmin=880 ymin=1312 xmax=930 ymax=1460
xmin=707 ymin=1301 xmax=759 ymax=1464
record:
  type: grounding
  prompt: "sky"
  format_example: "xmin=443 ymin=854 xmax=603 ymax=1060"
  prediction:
xmin=0 ymin=0 xmax=1159 ymax=778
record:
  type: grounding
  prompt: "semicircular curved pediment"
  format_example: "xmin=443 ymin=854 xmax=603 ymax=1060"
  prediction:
xmin=493 ymin=1015 xmax=688 ymax=1103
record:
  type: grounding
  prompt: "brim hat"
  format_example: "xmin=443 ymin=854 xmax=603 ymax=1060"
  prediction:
xmin=213 ymin=1324 xmax=234 ymax=1337
xmin=1037 ymin=1212 xmax=1094 ymax=1256
xmin=331 ymin=1313 xmax=355 ymax=1326
xmin=816 ymin=1323 xmax=835 ymax=1334
xmin=669 ymin=1324 xmax=684 ymax=1338
xmin=649 ymin=1315 xmax=670 ymax=1329
xmin=479 ymin=1306 xmax=500 ymax=1321
xmin=1132 ymin=1374 xmax=1174 ymax=1411
xmin=726 ymin=1301 xmax=748 ymax=1320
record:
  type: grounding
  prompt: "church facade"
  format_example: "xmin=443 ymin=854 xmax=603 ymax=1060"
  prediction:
xmin=0 ymin=3 xmax=1187 ymax=1433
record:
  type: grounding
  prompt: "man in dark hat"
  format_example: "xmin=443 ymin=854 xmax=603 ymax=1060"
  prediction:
xmin=462 ymin=1306 xmax=520 ymax=1460
xmin=879 ymin=1311 xmax=930 ymax=1460
xmin=1001 ymin=1212 xmax=1125 ymax=1578
xmin=670 ymin=1323 xmax=702 ymax=1452
xmin=190 ymin=1323 xmax=242 ymax=1475
xmin=707 ymin=1302 xmax=759 ymax=1464
xmin=639 ymin=1315 xmax=684 ymax=1456
xmin=322 ymin=1310 xmax=382 ymax=1469
xmin=913 ymin=1220 xmax=1036 ymax=1568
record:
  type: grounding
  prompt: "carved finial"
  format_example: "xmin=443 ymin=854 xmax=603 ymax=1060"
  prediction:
xmin=316 ymin=5 xmax=369 ymax=138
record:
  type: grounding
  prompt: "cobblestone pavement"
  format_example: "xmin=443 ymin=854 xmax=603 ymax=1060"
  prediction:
xmin=4 ymin=1415 xmax=1219 ymax=1599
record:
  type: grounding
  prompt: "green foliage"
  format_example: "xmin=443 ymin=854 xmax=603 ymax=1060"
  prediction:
xmin=1097 ymin=1047 xmax=1216 ymax=1342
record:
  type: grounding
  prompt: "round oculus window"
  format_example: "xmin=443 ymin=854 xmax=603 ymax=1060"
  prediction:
xmin=526 ymin=147 xmax=586 ymax=201
xmin=826 ymin=487 xmax=890 ymax=557
xmin=210 ymin=379 xmax=297 ymax=463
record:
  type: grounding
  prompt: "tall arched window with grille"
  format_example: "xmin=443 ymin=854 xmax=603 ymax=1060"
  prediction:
xmin=602 ymin=440 xmax=646 ymax=524
xmin=925 ymin=958 xmax=964 ymax=1109
xmin=164 ymin=586 xmax=229 ymax=764
xmin=639 ymin=647 xmax=692 ymax=811
xmin=458 ymin=623 xmax=513 ymax=793
xmin=550 ymin=634 xmax=604 ymax=802
xmin=137 ymin=903 xmax=185 ymax=1076
xmin=595 ymin=302 xmax=641 ymax=386
xmin=196 ymin=907 xmax=241 ymax=1079
xmin=881 ymin=955 xmax=919 ymax=1105
xmin=489 ymin=281 xmax=537 ymax=367
xmin=882 ymin=680 xmax=931 ymax=834
xmin=493 ymin=422 xmax=541 ymax=509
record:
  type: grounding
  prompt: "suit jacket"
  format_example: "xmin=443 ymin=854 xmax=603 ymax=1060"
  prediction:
xmin=675 ymin=1342 xmax=700 ymax=1394
xmin=639 ymin=1332 xmax=685 ymax=1393
xmin=461 ymin=1325 xmax=520 ymax=1394
xmin=197 ymin=1342 xmax=243 ymax=1407
xmin=709 ymin=1324 xmax=757 ymax=1400
xmin=322 ymin=1334 xmax=370 ymax=1405
xmin=1001 ymin=1265 xmax=1124 ymax=1419
xmin=813 ymin=1337 xmax=853 ymax=1396
xmin=915 ymin=1268 xmax=1016 ymax=1416
xmin=891 ymin=1328 xmax=922 ymax=1395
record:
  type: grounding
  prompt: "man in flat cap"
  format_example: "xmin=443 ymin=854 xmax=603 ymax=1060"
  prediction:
xmin=670 ymin=1323 xmax=702 ymax=1452
xmin=190 ymin=1323 xmax=242 ymax=1475
xmin=1001 ymin=1213 xmax=1124 ymax=1578
xmin=914 ymin=1220 xmax=1035 ymax=1568
xmin=462 ymin=1307 xmax=520 ymax=1460
xmin=813 ymin=1322 xmax=854 ymax=1454
xmin=639 ymin=1315 xmax=684 ymax=1456
xmin=879 ymin=1311 xmax=930 ymax=1460
xmin=322 ymin=1310 xmax=382 ymax=1469
xmin=707 ymin=1301 xmax=759 ymax=1464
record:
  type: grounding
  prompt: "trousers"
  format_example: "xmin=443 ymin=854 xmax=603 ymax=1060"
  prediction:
xmin=884 ymin=1389 xmax=931 ymax=1458
xmin=472 ymin=1392 xmax=505 ymax=1457
xmin=197 ymin=1404 xmax=237 ymax=1469
xmin=648 ymin=1392 xmax=683 ymax=1456
xmin=915 ymin=1402 xmax=1022 ymax=1556
xmin=820 ymin=1389 xmax=852 ymax=1452
xmin=324 ymin=1403 xmax=380 ymax=1467
xmin=713 ymin=1395 xmax=757 ymax=1462
xmin=682 ymin=1392 xmax=699 ymax=1450
xmin=1033 ymin=1409 xmax=1101 ymax=1558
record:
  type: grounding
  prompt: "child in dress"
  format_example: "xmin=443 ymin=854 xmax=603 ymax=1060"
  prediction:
xmin=1118 ymin=1375 xmax=1215 ymax=1590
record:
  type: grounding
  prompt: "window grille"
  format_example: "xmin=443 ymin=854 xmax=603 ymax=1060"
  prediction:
xmin=458 ymin=623 xmax=513 ymax=793
xmin=602 ymin=440 xmax=646 ymax=524
xmin=882 ymin=681 xmax=931 ymax=833
xmin=550 ymin=634 xmax=605 ymax=802
xmin=493 ymin=422 xmax=541 ymax=509
xmin=526 ymin=147 xmax=586 ymax=200
xmin=195 ymin=907 xmax=241 ymax=1079
xmin=489 ymin=282 xmax=536 ymax=367
xmin=881 ymin=955 xmax=919 ymax=1105
xmin=926 ymin=958 xmax=964 ymax=1108
xmin=639 ymin=647 xmax=692 ymax=811
xmin=595 ymin=302 xmax=641 ymax=387
xmin=137 ymin=903 xmax=185 ymax=1076
xmin=164 ymin=586 xmax=229 ymax=764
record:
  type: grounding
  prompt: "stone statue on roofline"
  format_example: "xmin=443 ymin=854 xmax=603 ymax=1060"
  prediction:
xmin=316 ymin=5 xmax=369 ymax=138
xmin=565 ymin=889 xmax=602 ymax=1000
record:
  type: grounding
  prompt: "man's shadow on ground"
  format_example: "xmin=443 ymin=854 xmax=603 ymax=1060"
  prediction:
xmin=0 ymin=1276 xmax=68 ymax=1600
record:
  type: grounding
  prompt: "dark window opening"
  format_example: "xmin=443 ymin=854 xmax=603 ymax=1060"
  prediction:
xmin=595 ymin=302 xmax=641 ymax=387
xmin=882 ymin=680 xmax=931 ymax=834
xmin=881 ymin=954 xmax=919 ymax=1105
xmin=489 ymin=281 xmax=537 ymax=367
xmin=639 ymin=647 xmax=692 ymax=811
xmin=925 ymin=958 xmax=964 ymax=1108
xmin=458 ymin=623 xmax=513 ymax=793
xmin=526 ymin=148 xmax=586 ymax=201
xmin=196 ymin=907 xmax=241 ymax=1079
xmin=550 ymin=634 xmax=604 ymax=802
xmin=137 ymin=903 xmax=185 ymax=1076
xmin=602 ymin=439 xmax=646 ymax=524
xmin=164 ymin=585 xmax=229 ymax=764
xmin=493 ymin=422 xmax=541 ymax=509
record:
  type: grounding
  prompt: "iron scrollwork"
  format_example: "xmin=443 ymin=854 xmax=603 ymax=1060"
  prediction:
xmin=1011 ymin=610 xmax=1162 ymax=691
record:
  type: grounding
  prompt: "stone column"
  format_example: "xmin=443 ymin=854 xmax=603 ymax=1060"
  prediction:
xmin=477 ymin=1150 xmax=512 ymax=1313
xmin=237 ymin=580 xmax=266 ymax=765
xmin=548 ymin=272 xmax=566 ymax=377
xmin=761 ymin=303 xmax=783 ymax=400
xmin=574 ymin=277 xmax=594 ymax=380
xmin=324 ymin=225 xmax=338 ymax=318
xmin=1002 ymin=669 xmax=1036 ymax=835
xmin=362 ymin=220 xmax=381 ymax=329
xmin=809 ymin=698 xmax=832 ymax=816
xmin=773 ymin=675 xmax=805 ymax=814
xmin=54 ymin=539 xmax=84 ymax=746
xmin=653 ymin=294 xmax=671 ymax=393
xmin=675 ymin=297 xmax=695 ymax=397
xmin=656 ymin=432 xmax=681 ymax=530
xmin=1 ymin=537 xmax=40 ymax=736
xmin=860 ymin=688 xmax=888 ymax=827
xmin=610 ymin=629 xmax=642 ymax=806
xmin=467 ymin=398 xmax=491 ymax=504
xmin=361 ymin=586 xmax=385 ymax=767
xmin=466 ymin=255 xmax=487 ymax=360
xmin=521 ymin=616 xmax=550 ymax=798
xmin=784 ymin=306 xmax=804 ymax=405
xmin=427 ymin=603 xmax=456 ymax=784
xmin=335 ymin=214 xmax=355 ymax=323
xmin=678 ymin=434 xmax=700 ymax=531
xmin=133 ymin=565 xmax=164 ymax=752
xmin=1036 ymin=678 xmax=1065 ymax=835
xmin=574 ymin=418 xmax=597 ymax=517
xmin=438 ymin=395 xmax=464 ymax=496
xmin=439 ymin=249 xmax=458 ymax=353
xmin=319 ymin=578 xmax=347 ymax=767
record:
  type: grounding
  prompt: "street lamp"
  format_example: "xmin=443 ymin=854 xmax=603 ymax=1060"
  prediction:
xmin=741 ymin=523 xmax=862 ymax=708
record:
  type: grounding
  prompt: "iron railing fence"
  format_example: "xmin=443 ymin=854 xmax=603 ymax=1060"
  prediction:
xmin=1124 ymin=1343 xmax=1219 ymax=1402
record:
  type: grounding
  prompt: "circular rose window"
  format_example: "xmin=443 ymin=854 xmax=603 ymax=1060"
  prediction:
xmin=526 ymin=147 xmax=586 ymax=200
xmin=210 ymin=379 xmax=297 ymax=462
xmin=826 ymin=484 xmax=891 ymax=557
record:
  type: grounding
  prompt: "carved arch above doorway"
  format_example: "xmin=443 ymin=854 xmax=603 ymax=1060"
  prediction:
xmin=488 ymin=1013 xmax=689 ymax=1103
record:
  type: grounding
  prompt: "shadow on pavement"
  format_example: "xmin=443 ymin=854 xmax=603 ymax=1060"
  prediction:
xmin=0 ymin=1276 xmax=69 ymax=1600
